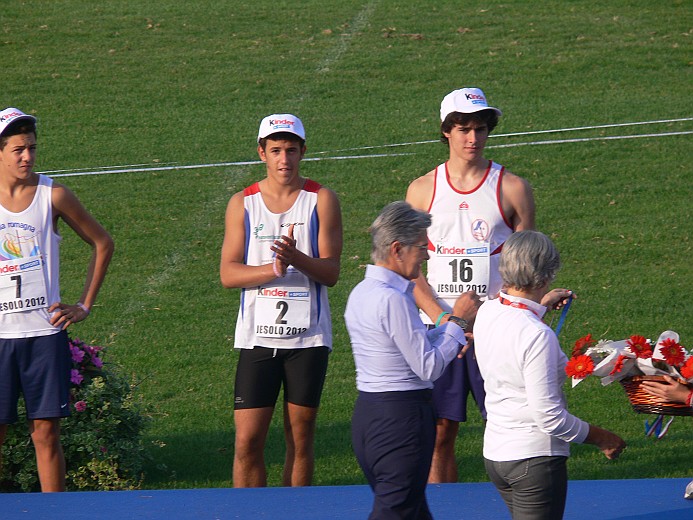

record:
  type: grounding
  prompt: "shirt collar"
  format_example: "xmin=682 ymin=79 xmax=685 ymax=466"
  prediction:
xmin=365 ymin=264 xmax=414 ymax=295
xmin=498 ymin=291 xmax=547 ymax=319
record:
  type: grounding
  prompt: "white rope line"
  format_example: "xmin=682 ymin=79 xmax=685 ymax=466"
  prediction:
xmin=47 ymin=153 xmax=414 ymax=178
xmin=42 ymin=119 xmax=692 ymax=178
xmin=312 ymin=117 xmax=693 ymax=155
xmin=40 ymin=162 xmax=179 ymax=174
xmin=486 ymin=130 xmax=693 ymax=149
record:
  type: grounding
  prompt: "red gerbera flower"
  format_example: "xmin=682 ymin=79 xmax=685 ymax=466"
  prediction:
xmin=608 ymin=354 xmax=628 ymax=376
xmin=657 ymin=338 xmax=685 ymax=367
xmin=626 ymin=335 xmax=652 ymax=359
xmin=572 ymin=334 xmax=595 ymax=356
xmin=681 ymin=357 xmax=693 ymax=379
xmin=566 ymin=354 xmax=595 ymax=379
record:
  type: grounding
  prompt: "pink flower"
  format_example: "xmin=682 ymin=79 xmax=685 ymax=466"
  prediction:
xmin=74 ymin=400 xmax=87 ymax=412
xmin=70 ymin=345 xmax=85 ymax=363
xmin=92 ymin=356 xmax=103 ymax=369
xmin=70 ymin=369 xmax=83 ymax=385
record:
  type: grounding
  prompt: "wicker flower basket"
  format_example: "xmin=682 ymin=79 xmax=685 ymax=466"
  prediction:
xmin=620 ymin=375 xmax=693 ymax=416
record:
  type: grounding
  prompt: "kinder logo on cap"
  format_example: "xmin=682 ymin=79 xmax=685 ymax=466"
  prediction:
xmin=257 ymin=113 xmax=306 ymax=143
xmin=440 ymin=88 xmax=502 ymax=121
xmin=0 ymin=110 xmax=25 ymax=123
xmin=465 ymin=93 xmax=486 ymax=104
xmin=269 ymin=118 xmax=295 ymax=129
xmin=0 ymin=107 xmax=37 ymax=137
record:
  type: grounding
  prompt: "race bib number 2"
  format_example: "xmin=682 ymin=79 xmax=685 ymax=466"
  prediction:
xmin=254 ymin=286 xmax=311 ymax=338
xmin=0 ymin=257 xmax=49 ymax=314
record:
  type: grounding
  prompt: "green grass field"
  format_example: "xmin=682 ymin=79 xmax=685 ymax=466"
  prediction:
xmin=3 ymin=0 xmax=691 ymax=488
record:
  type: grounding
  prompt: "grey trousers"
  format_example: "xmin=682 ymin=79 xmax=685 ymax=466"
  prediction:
xmin=484 ymin=456 xmax=568 ymax=520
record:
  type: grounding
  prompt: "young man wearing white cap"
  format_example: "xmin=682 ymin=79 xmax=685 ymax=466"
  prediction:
xmin=220 ymin=114 xmax=342 ymax=487
xmin=405 ymin=88 xmax=536 ymax=483
xmin=0 ymin=108 xmax=113 ymax=491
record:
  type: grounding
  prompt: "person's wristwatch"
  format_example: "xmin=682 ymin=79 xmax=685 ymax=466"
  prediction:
xmin=447 ymin=315 xmax=468 ymax=331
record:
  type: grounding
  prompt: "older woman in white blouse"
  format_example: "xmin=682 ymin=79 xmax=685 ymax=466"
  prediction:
xmin=474 ymin=230 xmax=625 ymax=520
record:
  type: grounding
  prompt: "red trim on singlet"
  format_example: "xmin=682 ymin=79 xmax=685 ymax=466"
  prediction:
xmin=445 ymin=160 xmax=492 ymax=195
xmin=426 ymin=169 xmax=438 ymax=213
xmin=491 ymin=243 xmax=504 ymax=256
xmin=303 ymin=179 xmax=322 ymax=193
xmin=500 ymin=296 xmax=539 ymax=316
xmin=243 ymin=182 xmax=261 ymax=196
xmin=244 ymin=179 xmax=322 ymax=197
xmin=496 ymin=166 xmax=514 ymax=229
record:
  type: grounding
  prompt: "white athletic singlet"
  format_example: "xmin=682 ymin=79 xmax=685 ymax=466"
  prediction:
xmin=233 ymin=179 xmax=332 ymax=350
xmin=0 ymin=175 xmax=62 ymax=338
xmin=423 ymin=161 xmax=513 ymax=323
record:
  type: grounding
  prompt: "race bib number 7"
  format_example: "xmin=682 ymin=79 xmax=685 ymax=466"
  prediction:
xmin=254 ymin=285 xmax=311 ymax=338
xmin=0 ymin=257 xmax=49 ymax=314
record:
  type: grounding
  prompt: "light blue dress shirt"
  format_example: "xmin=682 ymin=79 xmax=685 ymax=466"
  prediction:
xmin=344 ymin=265 xmax=467 ymax=392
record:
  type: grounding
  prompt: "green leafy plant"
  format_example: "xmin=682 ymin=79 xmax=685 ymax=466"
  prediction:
xmin=0 ymin=337 xmax=150 ymax=492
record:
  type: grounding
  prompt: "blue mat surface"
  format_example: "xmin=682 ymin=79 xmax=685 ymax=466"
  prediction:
xmin=1 ymin=479 xmax=691 ymax=519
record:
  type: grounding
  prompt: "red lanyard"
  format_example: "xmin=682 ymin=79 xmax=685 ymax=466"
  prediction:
xmin=499 ymin=296 xmax=539 ymax=317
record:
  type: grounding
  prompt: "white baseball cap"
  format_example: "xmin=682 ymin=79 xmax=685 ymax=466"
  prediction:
xmin=440 ymin=88 xmax=502 ymax=121
xmin=257 ymin=114 xmax=305 ymax=143
xmin=0 ymin=107 xmax=37 ymax=137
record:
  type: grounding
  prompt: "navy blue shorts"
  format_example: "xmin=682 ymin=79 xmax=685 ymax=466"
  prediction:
xmin=234 ymin=346 xmax=330 ymax=409
xmin=432 ymin=341 xmax=487 ymax=422
xmin=0 ymin=330 xmax=71 ymax=423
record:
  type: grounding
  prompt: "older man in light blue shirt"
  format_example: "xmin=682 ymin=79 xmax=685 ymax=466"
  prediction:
xmin=345 ymin=201 xmax=480 ymax=520
xmin=347 ymin=264 xmax=467 ymax=393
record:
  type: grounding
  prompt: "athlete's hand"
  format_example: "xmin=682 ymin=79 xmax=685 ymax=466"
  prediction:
xmin=271 ymin=224 xmax=298 ymax=269
xmin=48 ymin=302 xmax=90 ymax=330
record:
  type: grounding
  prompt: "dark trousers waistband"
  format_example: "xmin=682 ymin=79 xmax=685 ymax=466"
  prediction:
xmin=357 ymin=389 xmax=432 ymax=402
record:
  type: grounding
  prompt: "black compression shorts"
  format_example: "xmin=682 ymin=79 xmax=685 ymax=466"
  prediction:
xmin=234 ymin=346 xmax=330 ymax=409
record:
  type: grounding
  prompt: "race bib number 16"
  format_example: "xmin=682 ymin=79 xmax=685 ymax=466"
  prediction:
xmin=0 ymin=257 xmax=49 ymax=314
xmin=429 ymin=242 xmax=491 ymax=298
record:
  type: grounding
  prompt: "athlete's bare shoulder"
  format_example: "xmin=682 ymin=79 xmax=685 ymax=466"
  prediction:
xmin=50 ymin=180 xmax=77 ymax=212
xmin=501 ymin=169 xmax=532 ymax=199
xmin=406 ymin=168 xmax=436 ymax=210
xmin=500 ymin=169 xmax=535 ymax=230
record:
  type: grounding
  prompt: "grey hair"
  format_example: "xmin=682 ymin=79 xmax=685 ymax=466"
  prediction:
xmin=499 ymin=230 xmax=561 ymax=291
xmin=370 ymin=201 xmax=431 ymax=263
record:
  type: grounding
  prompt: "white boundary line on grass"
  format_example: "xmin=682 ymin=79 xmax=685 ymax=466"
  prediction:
xmin=42 ymin=118 xmax=692 ymax=178
xmin=315 ymin=1 xmax=378 ymax=75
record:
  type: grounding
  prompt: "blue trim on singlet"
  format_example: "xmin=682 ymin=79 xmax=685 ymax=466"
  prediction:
xmin=309 ymin=205 xmax=322 ymax=321
xmin=240 ymin=209 xmax=251 ymax=318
